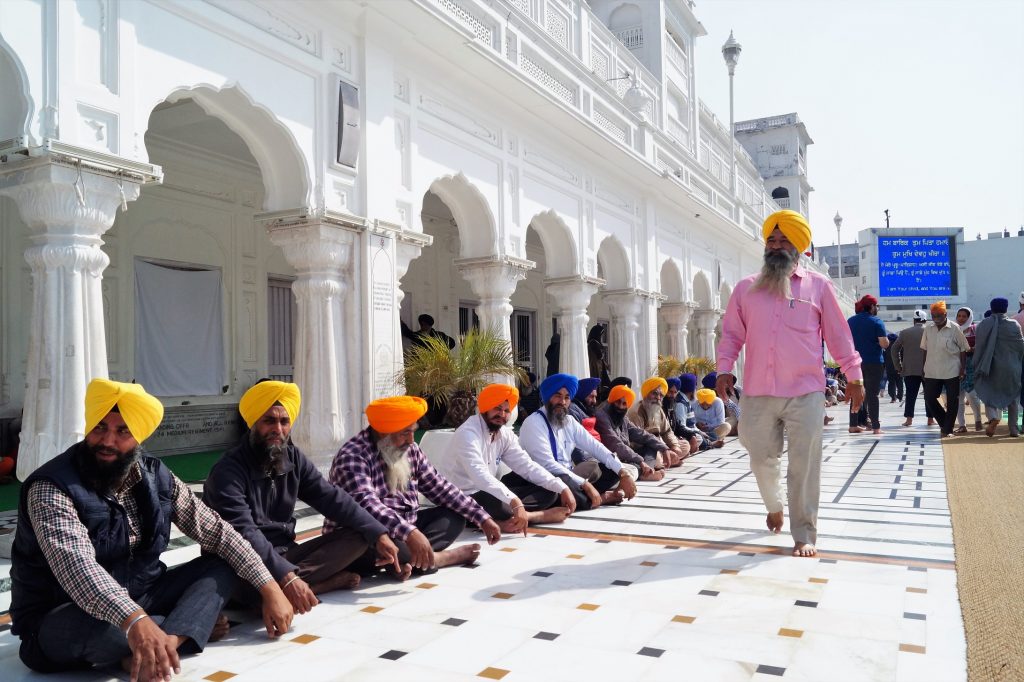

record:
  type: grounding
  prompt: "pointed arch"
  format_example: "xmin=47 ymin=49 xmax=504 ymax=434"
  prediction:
xmin=659 ymin=257 xmax=685 ymax=302
xmin=719 ymin=281 xmax=733 ymax=310
xmin=145 ymin=84 xmax=310 ymax=211
xmin=692 ymin=270 xmax=713 ymax=309
xmin=0 ymin=35 xmax=33 ymax=142
xmin=527 ymin=209 xmax=578 ymax=277
xmin=427 ymin=173 xmax=499 ymax=259
xmin=596 ymin=236 xmax=632 ymax=290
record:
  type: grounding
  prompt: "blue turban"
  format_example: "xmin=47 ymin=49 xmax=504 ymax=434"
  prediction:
xmin=701 ymin=372 xmax=718 ymax=389
xmin=541 ymin=373 xmax=579 ymax=404
xmin=991 ymin=297 xmax=1009 ymax=314
xmin=575 ymin=377 xmax=601 ymax=401
xmin=679 ymin=373 xmax=698 ymax=393
xmin=887 ymin=333 xmax=897 ymax=342
xmin=666 ymin=377 xmax=681 ymax=391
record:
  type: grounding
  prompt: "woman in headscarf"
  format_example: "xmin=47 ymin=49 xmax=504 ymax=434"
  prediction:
xmin=587 ymin=324 xmax=611 ymax=386
xmin=953 ymin=307 xmax=982 ymax=433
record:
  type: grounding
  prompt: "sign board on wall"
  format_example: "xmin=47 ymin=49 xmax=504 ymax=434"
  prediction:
xmin=877 ymin=235 xmax=957 ymax=298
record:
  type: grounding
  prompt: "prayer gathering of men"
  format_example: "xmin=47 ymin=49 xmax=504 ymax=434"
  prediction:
xmin=626 ymin=377 xmax=690 ymax=467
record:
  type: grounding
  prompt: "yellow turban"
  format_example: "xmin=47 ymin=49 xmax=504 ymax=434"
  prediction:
xmin=762 ymin=210 xmax=812 ymax=254
xmin=478 ymin=384 xmax=519 ymax=413
xmin=930 ymin=301 xmax=947 ymax=315
xmin=696 ymin=388 xmax=717 ymax=406
xmin=608 ymin=385 xmax=635 ymax=408
xmin=641 ymin=377 xmax=668 ymax=398
xmin=239 ymin=381 xmax=301 ymax=429
xmin=84 ymin=379 xmax=164 ymax=443
xmin=366 ymin=396 xmax=428 ymax=434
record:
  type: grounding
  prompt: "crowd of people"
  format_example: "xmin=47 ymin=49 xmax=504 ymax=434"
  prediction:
xmin=847 ymin=293 xmax=1024 ymax=438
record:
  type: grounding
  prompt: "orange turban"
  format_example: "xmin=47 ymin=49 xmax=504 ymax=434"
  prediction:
xmin=239 ymin=381 xmax=301 ymax=429
xmin=640 ymin=377 xmax=668 ymax=398
xmin=930 ymin=301 xmax=947 ymax=315
xmin=762 ymin=210 xmax=811 ymax=254
xmin=608 ymin=385 xmax=635 ymax=408
xmin=366 ymin=396 xmax=428 ymax=434
xmin=696 ymin=388 xmax=717 ymax=406
xmin=84 ymin=379 xmax=164 ymax=443
xmin=478 ymin=384 xmax=519 ymax=412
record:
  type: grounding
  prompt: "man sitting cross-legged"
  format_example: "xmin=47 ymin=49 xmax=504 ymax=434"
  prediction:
xmin=204 ymin=381 xmax=401 ymax=616
xmin=520 ymin=373 xmax=638 ymax=509
xmin=445 ymin=384 xmax=578 ymax=533
xmin=594 ymin=385 xmax=666 ymax=482
xmin=627 ymin=377 xmax=690 ymax=466
xmin=11 ymin=380 xmax=293 ymax=681
xmin=328 ymin=396 xmax=501 ymax=576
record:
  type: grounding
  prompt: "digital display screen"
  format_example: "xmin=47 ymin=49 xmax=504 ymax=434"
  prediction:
xmin=877 ymin=235 xmax=957 ymax=298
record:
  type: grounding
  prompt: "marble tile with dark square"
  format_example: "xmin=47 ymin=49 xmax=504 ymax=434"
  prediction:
xmin=755 ymin=664 xmax=786 ymax=676
xmin=442 ymin=617 xmax=467 ymax=627
xmin=795 ymin=600 xmax=818 ymax=608
xmin=534 ymin=631 xmax=560 ymax=641
xmin=380 ymin=650 xmax=408 ymax=661
xmin=637 ymin=647 xmax=665 ymax=658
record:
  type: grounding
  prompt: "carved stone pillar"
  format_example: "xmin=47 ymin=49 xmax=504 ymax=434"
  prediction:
xmin=0 ymin=153 xmax=153 ymax=479
xmin=661 ymin=302 xmax=697 ymax=360
xmin=545 ymin=276 xmax=602 ymax=378
xmin=456 ymin=256 xmax=534 ymax=346
xmin=266 ymin=212 xmax=363 ymax=472
xmin=603 ymin=290 xmax=643 ymax=383
xmin=693 ymin=309 xmax=722 ymax=360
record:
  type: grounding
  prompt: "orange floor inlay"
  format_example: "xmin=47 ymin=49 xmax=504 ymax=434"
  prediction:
xmin=290 ymin=634 xmax=320 ymax=644
xmin=478 ymin=667 xmax=510 ymax=680
xmin=360 ymin=606 xmax=383 ymax=613
xmin=491 ymin=592 xmax=514 ymax=599
xmin=809 ymin=577 xmax=829 ymax=584
xmin=672 ymin=615 xmax=696 ymax=623
xmin=778 ymin=628 xmax=804 ymax=638
xmin=577 ymin=603 xmax=600 ymax=611
xmin=720 ymin=568 xmax=739 ymax=575
xmin=907 ymin=587 xmax=928 ymax=593
xmin=204 ymin=673 xmax=237 ymax=682
xmin=416 ymin=582 xmax=438 ymax=589
xmin=900 ymin=644 xmax=927 ymax=654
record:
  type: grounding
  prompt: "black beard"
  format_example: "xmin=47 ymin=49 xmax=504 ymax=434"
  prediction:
xmin=547 ymin=404 xmax=567 ymax=425
xmin=573 ymin=399 xmax=595 ymax=418
xmin=609 ymin=404 xmax=627 ymax=420
xmin=485 ymin=418 xmax=503 ymax=433
xmin=79 ymin=442 xmax=142 ymax=495
xmin=249 ymin=429 xmax=287 ymax=476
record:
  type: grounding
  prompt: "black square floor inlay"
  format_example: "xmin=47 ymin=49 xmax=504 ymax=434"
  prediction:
xmin=532 ymin=534 xmax=547 ymax=538
xmin=534 ymin=631 xmax=560 ymax=641
xmin=698 ymin=590 xmax=719 ymax=597
xmin=595 ymin=539 xmax=611 ymax=544
xmin=637 ymin=647 xmax=665 ymax=658
xmin=533 ymin=571 xmax=553 ymax=578
xmin=461 ymin=563 xmax=479 ymax=569
xmin=818 ymin=558 xmax=838 ymax=564
xmin=908 ymin=566 xmax=928 ymax=572
xmin=795 ymin=600 xmax=818 ymax=608
xmin=756 ymin=664 xmax=786 ymax=676
xmin=442 ymin=618 xmax=466 ymax=627
xmin=380 ymin=650 xmax=407 ymax=661
xmin=612 ymin=580 xmax=632 ymax=586
xmin=738 ymin=552 xmax=756 ymax=557
xmin=664 ymin=545 xmax=680 ymax=549
xmin=904 ymin=612 xmax=927 ymax=620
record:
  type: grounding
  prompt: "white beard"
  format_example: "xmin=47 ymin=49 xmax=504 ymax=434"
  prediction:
xmin=379 ymin=439 xmax=413 ymax=494
xmin=752 ymin=249 xmax=795 ymax=299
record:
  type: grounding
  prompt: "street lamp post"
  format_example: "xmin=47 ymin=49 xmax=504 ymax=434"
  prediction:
xmin=834 ymin=212 xmax=844 ymax=293
xmin=721 ymin=31 xmax=741 ymax=195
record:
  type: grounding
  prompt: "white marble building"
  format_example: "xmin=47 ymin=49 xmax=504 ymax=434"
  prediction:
xmin=0 ymin=0 xmax=841 ymax=475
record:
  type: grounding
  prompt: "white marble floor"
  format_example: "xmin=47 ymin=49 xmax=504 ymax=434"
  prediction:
xmin=0 ymin=399 xmax=967 ymax=681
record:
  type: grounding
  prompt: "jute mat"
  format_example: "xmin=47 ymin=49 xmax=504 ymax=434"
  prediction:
xmin=943 ymin=412 xmax=1024 ymax=681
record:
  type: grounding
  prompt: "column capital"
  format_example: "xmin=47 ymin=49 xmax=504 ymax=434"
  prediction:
xmin=661 ymin=302 xmax=695 ymax=326
xmin=602 ymin=289 xmax=643 ymax=316
xmin=544 ymin=275 xmax=603 ymax=310
xmin=264 ymin=211 xmax=364 ymax=275
xmin=457 ymin=255 xmax=535 ymax=300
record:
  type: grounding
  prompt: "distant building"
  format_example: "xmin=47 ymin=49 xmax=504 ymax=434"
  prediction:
xmin=816 ymin=243 xmax=860 ymax=280
xmin=734 ymin=113 xmax=814 ymax=219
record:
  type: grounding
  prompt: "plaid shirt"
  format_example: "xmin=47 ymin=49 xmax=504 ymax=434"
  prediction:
xmin=325 ymin=428 xmax=488 ymax=541
xmin=27 ymin=463 xmax=274 ymax=628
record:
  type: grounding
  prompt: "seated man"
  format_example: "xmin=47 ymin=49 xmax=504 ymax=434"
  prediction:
xmin=664 ymin=377 xmax=707 ymax=453
xmin=446 ymin=384 xmax=578 ymax=531
xmin=11 ymin=379 xmax=293 ymax=679
xmin=694 ymin=388 xmax=732 ymax=440
xmin=627 ymin=377 xmax=690 ymax=466
xmin=594 ymin=385 xmax=665 ymax=481
xmin=328 ymin=396 xmax=501 ymax=575
xmin=520 ymin=374 xmax=638 ymax=509
xmin=704 ymin=372 xmax=741 ymax=436
xmin=568 ymin=377 xmax=602 ymax=443
xmin=675 ymin=373 xmax=725 ymax=450
xmin=204 ymin=381 xmax=401 ymax=614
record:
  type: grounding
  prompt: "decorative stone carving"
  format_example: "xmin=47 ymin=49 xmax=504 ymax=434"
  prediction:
xmin=0 ymin=154 xmax=152 ymax=479
xmin=544 ymin=276 xmax=603 ymax=378
xmin=603 ymin=290 xmax=643 ymax=383
xmin=693 ymin=308 xmax=722 ymax=360
xmin=660 ymin=302 xmax=697 ymax=360
xmin=456 ymin=256 xmax=534 ymax=347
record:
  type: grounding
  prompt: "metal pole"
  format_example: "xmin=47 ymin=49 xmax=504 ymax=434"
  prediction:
xmin=836 ymin=227 xmax=844 ymax=293
xmin=728 ymin=72 xmax=736 ymax=193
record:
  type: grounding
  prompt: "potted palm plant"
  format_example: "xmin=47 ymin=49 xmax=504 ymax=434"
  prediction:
xmin=653 ymin=354 xmax=716 ymax=379
xmin=399 ymin=327 xmax=527 ymax=428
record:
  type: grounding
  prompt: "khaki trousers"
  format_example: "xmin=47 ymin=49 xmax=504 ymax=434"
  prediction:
xmin=738 ymin=392 xmax=824 ymax=545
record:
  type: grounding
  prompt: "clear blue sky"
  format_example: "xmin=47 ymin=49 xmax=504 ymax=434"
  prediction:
xmin=693 ymin=0 xmax=1024 ymax=245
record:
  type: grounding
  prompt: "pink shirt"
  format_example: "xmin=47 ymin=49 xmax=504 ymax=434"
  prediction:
xmin=717 ymin=264 xmax=863 ymax=397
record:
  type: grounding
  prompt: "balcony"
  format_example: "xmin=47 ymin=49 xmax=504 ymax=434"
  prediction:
xmin=613 ymin=25 xmax=643 ymax=50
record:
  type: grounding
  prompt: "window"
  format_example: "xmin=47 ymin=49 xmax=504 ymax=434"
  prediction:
xmin=511 ymin=310 xmax=536 ymax=374
xmin=770 ymin=144 xmax=788 ymax=155
xmin=134 ymin=259 xmax=225 ymax=396
xmin=267 ymin=277 xmax=296 ymax=382
xmin=771 ymin=187 xmax=789 ymax=199
xmin=459 ymin=303 xmax=480 ymax=336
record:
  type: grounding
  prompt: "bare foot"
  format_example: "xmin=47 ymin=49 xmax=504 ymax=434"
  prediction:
xmin=640 ymin=468 xmax=665 ymax=482
xmin=848 ymin=427 xmax=864 ymax=434
xmin=386 ymin=562 xmax=413 ymax=581
xmin=498 ymin=518 xmax=525 ymax=533
xmin=823 ymin=416 xmax=835 ymax=425
xmin=792 ymin=542 xmax=817 ymax=557
xmin=310 ymin=570 xmax=361 ymax=594
xmin=434 ymin=543 xmax=481 ymax=569
xmin=601 ymin=490 xmax=625 ymax=505
xmin=711 ymin=439 xmax=725 ymax=449
xmin=766 ymin=511 xmax=784 ymax=534
xmin=927 ymin=419 xmax=936 ymax=426
xmin=529 ymin=507 xmax=571 ymax=524
xmin=902 ymin=418 xmax=913 ymax=427
xmin=209 ymin=613 xmax=230 ymax=642
xmin=872 ymin=429 xmax=883 ymax=435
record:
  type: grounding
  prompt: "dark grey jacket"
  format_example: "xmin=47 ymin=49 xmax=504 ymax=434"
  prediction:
xmin=891 ymin=323 xmax=927 ymax=376
xmin=594 ymin=403 xmax=665 ymax=467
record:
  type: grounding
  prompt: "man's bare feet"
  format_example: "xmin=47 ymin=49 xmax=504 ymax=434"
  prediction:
xmin=986 ymin=419 xmax=1000 ymax=437
xmin=872 ymin=429 xmax=883 ymax=435
xmin=792 ymin=542 xmax=817 ymax=557
xmin=640 ymin=468 xmax=665 ymax=481
xmin=823 ymin=416 xmax=835 ymax=425
xmin=529 ymin=507 xmax=571 ymax=524
xmin=601 ymin=490 xmax=625 ymax=505
xmin=433 ymin=543 xmax=481 ymax=569
xmin=209 ymin=613 xmax=230 ymax=642
xmin=310 ymin=570 xmax=361 ymax=594
xmin=902 ymin=418 xmax=913 ymax=426
xmin=386 ymin=562 xmax=413 ymax=581
xmin=766 ymin=511 xmax=784 ymax=534
xmin=848 ymin=427 xmax=865 ymax=433
xmin=927 ymin=419 xmax=936 ymax=426
xmin=711 ymin=439 xmax=725 ymax=448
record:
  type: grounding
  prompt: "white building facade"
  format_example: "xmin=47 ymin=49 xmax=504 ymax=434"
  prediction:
xmin=0 ymin=0 xmax=840 ymax=476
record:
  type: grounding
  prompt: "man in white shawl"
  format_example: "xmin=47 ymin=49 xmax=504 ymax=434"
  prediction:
xmin=973 ymin=297 xmax=1024 ymax=437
